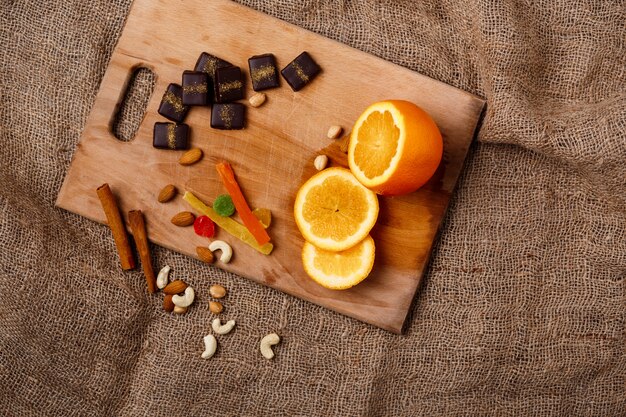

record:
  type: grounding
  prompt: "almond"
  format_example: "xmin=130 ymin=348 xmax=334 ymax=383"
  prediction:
xmin=163 ymin=279 xmax=188 ymax=295
xmin=158 ymin=184 xmax=177 ymax=203
xmin=196 ymin=247 xmax=215 ymax=263
xmin=171 ymin=211 xmax=195 ymax=227
xmin=163 ymin=294 xmax=175 ymax=312
xmin=178 ymin=148 xmax=203 ymax=166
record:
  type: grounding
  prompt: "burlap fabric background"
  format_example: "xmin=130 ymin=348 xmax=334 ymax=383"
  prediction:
xmin=1 ymin=0 xmax=625 ymax=415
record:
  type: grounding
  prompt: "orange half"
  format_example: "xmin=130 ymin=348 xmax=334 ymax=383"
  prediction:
xmin=348 ymin=100 xmax=443 ymax=196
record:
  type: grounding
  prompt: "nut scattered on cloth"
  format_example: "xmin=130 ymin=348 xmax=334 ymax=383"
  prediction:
xmin=0 ymin=0 xmax=624 ymax=416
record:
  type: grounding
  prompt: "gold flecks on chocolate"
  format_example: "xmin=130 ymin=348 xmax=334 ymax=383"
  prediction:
xmin=167 ymin=124 xmax=176 ymax=149
xmin=163 ymin=91 xmax=185 ymax=113
xmin=219 ymin=80 xmax=243 ymax=93
xmin=219 ymin=105 xmax=234 ymax=129
xmin=292 ymin=62 xmax=309 ymax=82
xmin=251 ymin=65 xmax=276 ymax=82
xmin=183 ymin=84 xmax=208 ymax=94
xmin=202 ymin=58 xmax=218 ymax=76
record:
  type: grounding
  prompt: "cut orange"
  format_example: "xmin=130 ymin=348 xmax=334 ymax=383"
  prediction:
xmin=348 ymin=100 xmax=443 ymax=196
xmin=294 ymin=167 xmax=378 ymax=251
xmin=302 ymin=235 xmax=375 ymax=290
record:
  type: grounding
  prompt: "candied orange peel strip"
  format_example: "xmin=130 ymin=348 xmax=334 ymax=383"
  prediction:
xmin=216 ymin=162 xmax=271 ymax=246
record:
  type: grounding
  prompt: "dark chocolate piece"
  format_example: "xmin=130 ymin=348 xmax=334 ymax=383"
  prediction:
xmin=281 ymin=51 xmax=321 ymax=91
xmin=210 ymin=103 xmax=245 ymax=130
xmin=248 ymin=53 xmax=279 ymax=91
xmin=182 ymin=71 xmax=209 ymax=106
xmin=153 ymin=122 xmax=190 ymax=149
xmin=214 ymin=66 xmax=245 ymax=103
xmin=194 ymin=52 xmax=232 ymax=83
xmin=157 ymin=83 xmax=189 ymax=123
xmin=194 ymin=52 xmax=232 ymax=101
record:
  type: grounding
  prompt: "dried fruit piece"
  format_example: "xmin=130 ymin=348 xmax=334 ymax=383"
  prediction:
xmin=215 ymin=162 xmax=270 ymax=245
xmin=163 ymin=279 xmax=188 ymax=295
xmin=158 ymin=184 xmax=177 ymax=203
xmin=179 ymin=148 xmax=203 ymax=166
xmin=213 ymin=194 xmax=235 ymax=217
xmin=183 ymin=192 xmax=273 ymax=255
xmin=252 ymin=208 xmax=272 ymax=228
xmin=171 ymin=211 xmax=195 ymax=227
xmin=196 ymin=246 xmax=215 ymax=263
xmin=194 ymin=215 xmax=215 ymax=238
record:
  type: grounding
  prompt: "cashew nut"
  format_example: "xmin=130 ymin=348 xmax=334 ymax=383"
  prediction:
xmin=172 ymin=286 xmax=194 ymax=308
xmin=201 ymin=334 xmax=217 ymax=359
xmin=212 ymin=318 xmax=236 ymax=335
xmin=156 ymin=265 xmax=171 ymax=289
xmin=260 ymin=333 xmax=280 ymax=359
xmin=173 ymin=305 xmax=187 ymax=315
xmin=209 ymin=240 xmax=232 ymax=263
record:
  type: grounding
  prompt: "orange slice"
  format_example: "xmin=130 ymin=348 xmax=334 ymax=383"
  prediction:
xmin=302 ymin=235 xmax=375 ymax=290
xmin=348 ymin=100 xmax=443 ymax=196
xmin=294 ymin=167 xmax=378 ymax=251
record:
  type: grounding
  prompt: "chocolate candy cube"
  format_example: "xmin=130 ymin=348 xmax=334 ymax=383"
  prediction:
xmin=194 ymin=52 xmax=232 ymax=83
xmin=281 ymin=51 xmax=321 ymax=91
xmin=182 ymin=71 xmax=209 ymax=106
xmin=214 ymin=66 xmax=245 ymax=103
xmin=153 ymin=122 xmax=190 ymax=150
xmin=157 ymin=83 xmax=189 ymax=123
xmin=248 ymin=53 xmax=279 ymax=91
xmin=194 ymin=52 xmax=232 ymax=101
xmin=211 ymin=103 xmax=245 ymax=130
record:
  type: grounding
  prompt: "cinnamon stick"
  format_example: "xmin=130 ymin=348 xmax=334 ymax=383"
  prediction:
xmin=127 ymin=210 xmax=157 ymax=293
xmin=96 ymin=183 xmax=136 ymax=270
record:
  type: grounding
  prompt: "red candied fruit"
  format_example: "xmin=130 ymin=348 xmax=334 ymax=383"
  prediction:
xmin=193 ymin=215 xmax=215 ymax=238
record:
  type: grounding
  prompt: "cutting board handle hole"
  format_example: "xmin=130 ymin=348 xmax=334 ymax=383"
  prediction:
xmin=112 ymin=67 xmax=156 ymax=142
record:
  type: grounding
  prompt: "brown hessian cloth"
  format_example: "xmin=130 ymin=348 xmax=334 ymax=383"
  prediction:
xmin=1 ymin=0 xmax=624 ymax=415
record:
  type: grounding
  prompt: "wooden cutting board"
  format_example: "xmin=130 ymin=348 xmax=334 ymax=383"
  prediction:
xmin=56 ymin=0 xmax=485 ymax=333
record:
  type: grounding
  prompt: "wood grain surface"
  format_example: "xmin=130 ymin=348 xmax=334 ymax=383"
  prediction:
xmin=56 ymin=0 xmax=485 ymax=333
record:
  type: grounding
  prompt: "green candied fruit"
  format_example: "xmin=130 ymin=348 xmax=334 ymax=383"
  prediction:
xmin=213 ymin=194 xmax=235 ymax=217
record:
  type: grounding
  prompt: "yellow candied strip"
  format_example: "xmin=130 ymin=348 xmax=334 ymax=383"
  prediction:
xmin=183 ymin=191 xmax=274 ymax=255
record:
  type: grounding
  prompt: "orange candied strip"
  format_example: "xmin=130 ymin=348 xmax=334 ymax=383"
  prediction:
xmin=215 ymin=162 xmax=271 ymax=246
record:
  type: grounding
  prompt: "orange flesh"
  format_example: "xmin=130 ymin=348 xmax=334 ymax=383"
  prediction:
xmin=353 ymin=110 xmax=400 ymax=178
xmin=301 ymin=176 xmax=369 ymax=241
xmin=312 ymin=242 xmax=367 ymax=276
